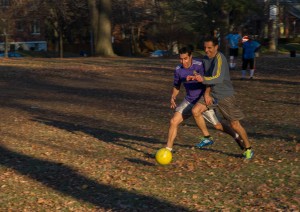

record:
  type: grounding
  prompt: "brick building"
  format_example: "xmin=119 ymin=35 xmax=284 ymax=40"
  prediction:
xmin=0 ymin=0 xmax=47 ymax=52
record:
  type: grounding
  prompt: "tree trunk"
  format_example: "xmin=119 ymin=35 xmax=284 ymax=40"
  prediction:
xmin=219 ymin=8 xmax=230 ymax=55
xmin=88 ymin=0 xmax=97 ymax=56
xmin=269 ymin=0 xmax=279 ymax=52
xmin=54 ymin=22 xmax=59 ymax=56
xmin=59 ymin=31 xmax=63 ymax=58
xmin=269 ymin=19 xmax=277 ymax=52
xmin=131 ymin=26 xmax=141 ymax=55
xmin=88 ymin=0 xmax=115 ymax=57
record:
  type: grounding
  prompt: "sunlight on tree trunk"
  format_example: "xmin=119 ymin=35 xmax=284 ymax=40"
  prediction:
xmin=88 ymin=0 xmax=115 ymax=57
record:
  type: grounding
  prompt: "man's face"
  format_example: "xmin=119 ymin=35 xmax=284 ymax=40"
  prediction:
xmin=179 ymin=53 xmax=192 ymax=69
xmin=204 ymin=41 xmax=218 ymax=58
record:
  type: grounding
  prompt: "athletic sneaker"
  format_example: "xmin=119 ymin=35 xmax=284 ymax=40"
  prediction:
xmin=243 ymin=149 xmax=254 ymax=159
xmin=195 ymin=137 xmax=214 ymax=148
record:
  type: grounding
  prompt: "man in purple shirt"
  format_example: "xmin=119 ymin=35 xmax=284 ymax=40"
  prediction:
xmin=165 ymin=46 xmax=204 ymax=151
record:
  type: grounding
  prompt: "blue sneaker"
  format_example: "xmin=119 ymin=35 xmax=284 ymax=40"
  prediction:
xmin=195 ymin=137 xmax=214 ymax=148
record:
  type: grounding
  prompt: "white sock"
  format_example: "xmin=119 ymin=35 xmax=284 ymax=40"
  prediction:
xmin=250 ymin=69 xmax=254 ymax=77
xmin=235 ymin=133 xmax=239 ymax=139
xmin=166 ymin=147 xmax=172 ymax=151
xmin=229 ymin=56 xmax=234 ymax=68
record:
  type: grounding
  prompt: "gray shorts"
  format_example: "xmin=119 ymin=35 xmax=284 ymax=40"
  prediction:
xmin=197 ymin=96 xmax=244 ymax=121
xmin=217 ymin=96 xmax=245 ymax=121
xmin=175 ymin=99 xmax=219 ymax=125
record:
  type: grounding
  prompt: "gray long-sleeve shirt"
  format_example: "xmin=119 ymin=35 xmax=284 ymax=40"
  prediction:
xmin=202 ymin=52 xmax=235 ymax=100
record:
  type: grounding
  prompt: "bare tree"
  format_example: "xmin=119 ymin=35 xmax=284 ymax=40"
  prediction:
xmin=88 ymin=0 xmax=115 ymax=56
xmin=39 ymin=0 xmax=88 ymax=58
xmin=112 ymin=0 xmax=155 ymax=55
xmin=0 ymin=0 xmax=16 ymax=58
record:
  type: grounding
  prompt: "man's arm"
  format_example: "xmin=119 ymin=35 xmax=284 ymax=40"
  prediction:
xmin=202 ymin=53 xmax=226 ymax=85
xmin=170 ymin=87 xmax=180 ymax=109
xmin=204 ymin=86 xmax=213 ymax=106
xmin=254 ymin=41 xmax=261 ymax=52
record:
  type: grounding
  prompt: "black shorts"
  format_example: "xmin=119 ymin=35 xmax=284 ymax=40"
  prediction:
xmin=229 ymin=48 xmax=239 ymax=57
xmin=242 ymin=58 xmax=254 ymax=70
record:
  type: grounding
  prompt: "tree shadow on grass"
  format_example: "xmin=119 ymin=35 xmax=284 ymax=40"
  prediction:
xmin=247 ymin=132 xmax=299 ymax=143
xmin=0 ymin=145 xmax=188 ymax=211
xmin=196 ymin=148 xmax=244 ymax=158
xmin=231 ymin=77 xmax=300 ymax=86
xmin=32 ymin=116 xmax=191 ymax=154
xmin=255 ymin=98 xmax=300 ymax=106
xmin=125 ymin=158 xmax=156 ymax=166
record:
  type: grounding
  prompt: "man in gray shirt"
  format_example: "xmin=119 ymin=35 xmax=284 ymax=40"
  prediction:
xmin=187 ymin=36 xmax=253 ymax=159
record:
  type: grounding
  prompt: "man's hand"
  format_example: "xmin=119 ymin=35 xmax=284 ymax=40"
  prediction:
xmin=204 ymin=94 xmax=213 ymax=105
xmin=170 ymin=96 xmax=177 ymax=109
xmin=194 ymin=75 xmax=203 ymax=82
xmin=186 ymin=75 xmax=195 ymax=81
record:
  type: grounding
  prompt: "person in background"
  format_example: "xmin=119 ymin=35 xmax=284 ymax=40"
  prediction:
xmin=241 ymin=35 xmax=261 ymax=80
xmin=225 ymin=28 xmax=242 ymax=70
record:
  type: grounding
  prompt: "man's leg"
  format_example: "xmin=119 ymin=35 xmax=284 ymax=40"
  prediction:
xmin=229 ymin=56 xmax=234 ymax=69
xmin=241 ymin=59 xmax=248 ymax=80
xmin=229 ymin=48 xmax=239 ymax=70
xmin=214 ymin=122 xmax=244 ymax=150
xmin=203 ymin=110 xmax=245 ymax=150
xmin=166 ymin=112 xmax=184 ymax=150
xmin=230 ymin=120 xmax=250 ymax=148
xmin=230 ymin=120 xmax=253 ymax=159
xmin=192 ymin=103 xmax=214 ymax=148
xmin=192 ymin=103 xmax=210 ymax=136
xmin=216 ymin=96 xmax=253 ymax=157
xmin=249 ymin=58 xmax=255 ymax=79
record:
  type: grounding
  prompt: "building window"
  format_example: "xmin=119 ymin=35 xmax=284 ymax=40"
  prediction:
xmin=16 ymin=20 xmax=24 ymax=31
xmin=31 ymin=20 xmax=40 ymax=34
xmin=0 ymin=0 xmax=10 ymax=6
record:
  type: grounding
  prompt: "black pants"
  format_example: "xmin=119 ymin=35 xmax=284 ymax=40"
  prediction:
xmin=242 ymin=58 xmax=254 ymax=70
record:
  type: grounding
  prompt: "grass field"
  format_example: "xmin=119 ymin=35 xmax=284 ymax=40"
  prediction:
xmin=0 ymin=55 xmax=299 ymax=211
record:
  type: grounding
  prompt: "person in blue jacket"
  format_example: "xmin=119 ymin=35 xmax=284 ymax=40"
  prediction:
xmin=241 ymin=36 xmax=261 ymax=79
xmin=225 ymin=28 xmax=242 ymax=70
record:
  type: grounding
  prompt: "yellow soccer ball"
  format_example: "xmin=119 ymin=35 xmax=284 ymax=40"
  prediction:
xmin=155 ymin=148 xmax=172 ymax=165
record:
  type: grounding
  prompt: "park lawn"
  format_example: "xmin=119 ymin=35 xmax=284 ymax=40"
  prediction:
xmin=0 ymin=56 xmax=299 ymax=211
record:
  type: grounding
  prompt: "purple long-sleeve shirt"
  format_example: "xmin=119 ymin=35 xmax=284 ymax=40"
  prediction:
xmin=174 ymin=59 xmax=206 ymax=104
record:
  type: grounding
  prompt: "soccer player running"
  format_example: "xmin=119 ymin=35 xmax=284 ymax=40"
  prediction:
xmin=165 ymin=46 xmax=244 ymax=152
xmin=189 ymin=36 xmax=253 ymax=159
xmin=225 ymin=28 xmax=242 ymax=70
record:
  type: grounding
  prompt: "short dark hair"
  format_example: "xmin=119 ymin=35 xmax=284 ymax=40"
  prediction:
xmin=204 ymin=36 xmax=219 ymax=46
xmin=179 ymin=46 xmax=193 ymax=56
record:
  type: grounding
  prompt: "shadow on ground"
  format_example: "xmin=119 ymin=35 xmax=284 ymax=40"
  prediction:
xmin=0 ymin=145 xmax=188 ymax=211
